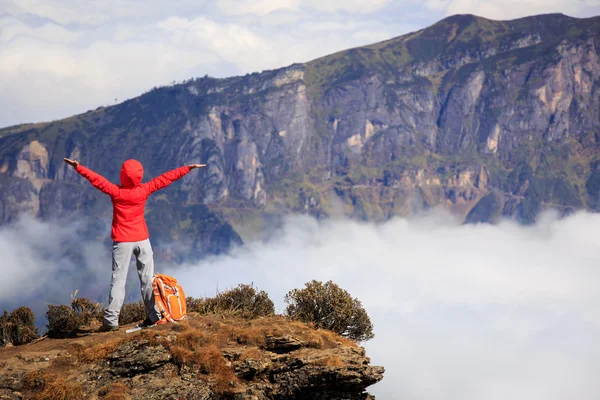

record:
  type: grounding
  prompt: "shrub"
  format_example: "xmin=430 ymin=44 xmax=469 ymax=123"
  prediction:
xmin=119 ymin=301 xmax=146 ymax=325
xmin=284 ymin=280 xmax=374 ymax=342
xmin=46 ymin=297 xmax=103 ymax=337
xmin=71 ymin=297 xmax=103 ymax=326
xmin=46 ymin=305 xmax=80 ymax=337
xmin=0 ymin=306 xmax=39 ymax=346
xmin=187 ymin=284 xmax=275 ymax=319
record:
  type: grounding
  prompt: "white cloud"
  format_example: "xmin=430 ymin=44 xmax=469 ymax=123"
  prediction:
xmin=0 ymin=5 xmax=405 ymax=127
xmin=1 ymin=0 xmax=598 ymax=127
xmin=157 ymin=16 xmax=278 ymax=71
xmin=217 ymin=0 xmax=300 ymax=16
xmin=169 ymin=211 xmax=600 ymax=399
xmin=303 ymin=0 xmax=393 ymax=13
xmin=2 ymin=0 xmax=145 ymax=25
xmin=2 ymin=208 xmax=600 ymax=398
xmin=0 ymin=29 xmax=225 ymax=125
xmin=0 ymin=15 xmax=81 ymax=44
xmin=0 ymin=215 xmax=112 ymax=316
xmin=216 ymin=0 xmax=393 ymax=15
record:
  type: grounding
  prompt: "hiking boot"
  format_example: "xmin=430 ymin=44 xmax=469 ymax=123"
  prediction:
xmin=137 ymin=318 xmax=155 ymax=328
xmin=97 ymin=324 xmax=119 ymax=332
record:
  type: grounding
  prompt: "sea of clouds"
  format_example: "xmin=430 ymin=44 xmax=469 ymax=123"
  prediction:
xmin=1 ymin=210 xmax=599 ymax=399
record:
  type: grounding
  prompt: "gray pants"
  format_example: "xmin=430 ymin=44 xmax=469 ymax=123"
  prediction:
xmin=104 ymin=239 xmax=161 ymax=327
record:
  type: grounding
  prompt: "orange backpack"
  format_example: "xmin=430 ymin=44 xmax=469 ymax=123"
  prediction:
xmin=152 ymin=273 xmax=187 ymax=325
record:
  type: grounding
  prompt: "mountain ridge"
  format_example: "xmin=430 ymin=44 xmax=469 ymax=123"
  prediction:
xmin=1 ymin=12 xmax=599 ymax=253
xmin=2 ymin=12 xmax=596 ymax=134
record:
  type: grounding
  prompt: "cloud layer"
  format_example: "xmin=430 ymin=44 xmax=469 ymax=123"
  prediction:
xmin=171 ymin=211 xmax=600 ymax=399
xmin=1 ymin=210 xmax=600 ymax=398
xmin=2 ymin=0 xmax=598 ymax=128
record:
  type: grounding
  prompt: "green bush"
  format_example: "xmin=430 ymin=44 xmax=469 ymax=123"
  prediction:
xmin=46 ymin=305 xmax=80 ymax=337
xmin=0 ymin=306 xmax=39 ymax=346
xmin=284 ymin=280 xmax=374 ymax=342
xmin=46 ymin=297 xmax=103 ymax=337
xmin=119 ymin=300 xmax=146 ymax=325
xmin=187 ymin=283 xmax=275 ymax=319
xmin=71 ymin=297 xmax=103 ymax=326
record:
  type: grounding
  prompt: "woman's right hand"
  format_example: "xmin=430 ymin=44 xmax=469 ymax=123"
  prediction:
xmin=189 ymin=164 xmax=206 ymax=169
xmin=64 ymin=158 xmax=79 ymax=168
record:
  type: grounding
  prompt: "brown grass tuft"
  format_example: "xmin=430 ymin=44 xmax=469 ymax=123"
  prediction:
xmin=239 ymin=347 xmax=264 ymax=361
xmin=314 ymin=355 xmax=344 ymax=368
xmin=171 ymin=321 xmax=189 ymax=332
xmin=195 ymin=344 xmax=237 ymax=394
xmin=169 ymin=345 xmax=194 ymax=365
xmin=23 ymin=370 xmax=44 ymax=391
xmin=72 ymin=338 xmax=125 ymax=363
xmin=100 ymin=382 xmax=131 ymax=400
xmin=31 ymin=377 xmax=85 ymax=400
xmin=23 ymin=369 xmax=85 ymax=400
xmin=317 ymin=328 xmax=357 ymax=348
xmin=231 ymin=325 xmax=267 ymax=346
xmin=161 ymin=325 xmax=239 ymax=396
xmin=50 ymin=354 xmax=77 ymax=371
xmin=176 ymin=328 xmax=211 ymax=348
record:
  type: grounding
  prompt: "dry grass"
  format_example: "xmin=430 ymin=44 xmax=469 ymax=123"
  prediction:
xmin=153 ymin=315 xmax=353 ymax=395
xmin=23 ymin=370 xmax=44 ymax=391
xmin=169 ymin=345 xmax=194 ymax=365
xmin=159 ymin=328 xmax=238 ymax=395
xmin=50 ymin=354 xmax=77 ymax=371
xmin=32 ymin=377 xmax=85 ymax=400
xmin=314 ymin=355 xmax=344 ymax=368
xmin=231 ymin=325 xmax=268 ymax=346
xmin=196 ymin=344 xmax=237 ymax=394
xmin=23 ymin=369 xmax=84 ymax=400
xmin=71 ymin=337 xmax=126 ymax=363
xmin=317 ymin=328 xmax=357 ymax=348
xmin=239 ymin=347 xmax=264 ymax=361
xmin=234 ymin=316 xmax=357 ymax=349
xmin=100 ymin=382 xmax=131 ymax=400
xmin=171 ymin=321 xmax=190 ymax=332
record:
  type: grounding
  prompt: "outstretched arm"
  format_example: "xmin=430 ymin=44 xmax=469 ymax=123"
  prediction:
xmin=64 ymin=158 xmax=120 ymax=198
xmin=143 ymin=163 xmax=206 ymax=195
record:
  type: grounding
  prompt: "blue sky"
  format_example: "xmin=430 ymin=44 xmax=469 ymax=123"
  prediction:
xmin=0 ymin=0 xmax=599 ymax=128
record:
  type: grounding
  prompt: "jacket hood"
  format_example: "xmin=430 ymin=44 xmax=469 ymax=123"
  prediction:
xmin=120 ymin=159 xmax=144 ymax=188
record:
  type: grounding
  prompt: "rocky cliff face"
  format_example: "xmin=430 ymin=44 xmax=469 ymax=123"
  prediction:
xmin=0 ymin=315 xmax=384 ymax=400
xmin=1 ymin=13 xmax=599 ymax=249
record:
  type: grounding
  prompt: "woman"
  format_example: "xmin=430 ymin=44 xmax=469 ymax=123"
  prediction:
xmin=64 ymin=157 xmax=205 ymax=331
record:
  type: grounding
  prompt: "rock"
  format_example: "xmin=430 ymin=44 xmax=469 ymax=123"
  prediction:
xmin=234 ymin=358 xmax=271 ymax=380
xmin=0 ymin=315 xmax=384 ymax=400
xmin=265 ymin=335 xmax=306 ymax=353
xmin=270 ymin=347 xmax=384 ymax=399
xmin=106 ymin=340 xmax=172 ymax=377
xmin=0 ymin=373 xmax=24 ymax=392
xmin=0 ymin=389 xmax=22 ymax=400
xmin=134 ymin=381 xmax=212 ymax=400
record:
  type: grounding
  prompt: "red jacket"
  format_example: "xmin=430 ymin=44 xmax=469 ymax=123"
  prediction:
xmin=75 ymin=159 xmax=191 ymax=242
